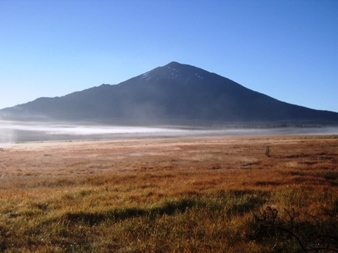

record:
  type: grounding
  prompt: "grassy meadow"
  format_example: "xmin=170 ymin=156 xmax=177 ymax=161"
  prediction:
xmin=0 ymin=135 xmax=337 ymax=252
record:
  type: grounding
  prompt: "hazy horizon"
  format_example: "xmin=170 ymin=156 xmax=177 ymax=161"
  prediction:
xmin=1 ymin=120 xmax=338 ymax=145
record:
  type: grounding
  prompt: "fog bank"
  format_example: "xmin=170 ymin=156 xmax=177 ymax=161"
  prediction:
xmin=0 ymin=120 xmax=337 ymax=144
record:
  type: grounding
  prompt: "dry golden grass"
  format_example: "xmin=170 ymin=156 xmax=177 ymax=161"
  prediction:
xmin=0 ymin=135 xmax=337 ymax=252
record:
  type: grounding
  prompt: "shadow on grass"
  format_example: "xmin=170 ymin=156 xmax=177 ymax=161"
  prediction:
xmin=63 ymin=198 xmax=196 ymax=226
xmin=62 ymin=191 xmax=269 ymax=226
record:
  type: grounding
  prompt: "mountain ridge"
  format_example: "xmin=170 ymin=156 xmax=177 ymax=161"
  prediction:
xmin=1 ymin=61 xmax=338 ymax=127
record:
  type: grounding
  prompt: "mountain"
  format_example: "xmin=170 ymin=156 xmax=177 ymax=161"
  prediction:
xmin=1 ymin=61 xmax=338 ymax=127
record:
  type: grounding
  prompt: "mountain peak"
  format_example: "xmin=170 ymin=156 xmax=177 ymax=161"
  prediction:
xmin=139 ymin=61 xmax=187 ymax=82
xmin=164 ymin=61 xmax=199 ymax=71
xmin=166 ymin=61 xmax=181 ymax=67
xmin=139 ymin=61 xmax=210 ymax=83
xmin=164 ymin=61 xmax=194 ymax=70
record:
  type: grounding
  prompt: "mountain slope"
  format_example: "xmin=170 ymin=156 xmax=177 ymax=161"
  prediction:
xmin=1 ymin=61 xmax=338 ymax=126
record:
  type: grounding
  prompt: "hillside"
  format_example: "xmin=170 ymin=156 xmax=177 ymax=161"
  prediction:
xmin=1 ymin=61 xmax=338 ymax=127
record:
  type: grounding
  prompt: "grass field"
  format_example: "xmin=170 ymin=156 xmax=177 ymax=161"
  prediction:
xmin=0 ymin=135 xmax=337 ymax=252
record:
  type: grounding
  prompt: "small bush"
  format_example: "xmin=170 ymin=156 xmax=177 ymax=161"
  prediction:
xmin=250 ymin=206 xmax=338 ymax=252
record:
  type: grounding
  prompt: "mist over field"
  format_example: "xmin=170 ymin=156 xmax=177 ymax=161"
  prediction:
xmin=0 ymin=120 xmax=188 ymax=144
xmin=1 ymin=120 xmax=338 ymax=144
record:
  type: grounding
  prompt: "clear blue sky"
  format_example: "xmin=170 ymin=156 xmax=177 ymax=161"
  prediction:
xmin=1 ymin=0 xmax=337 ymax=112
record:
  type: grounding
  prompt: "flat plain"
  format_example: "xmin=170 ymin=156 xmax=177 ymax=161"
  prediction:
xmin=0 ymin=135 xmax=337 ymax=252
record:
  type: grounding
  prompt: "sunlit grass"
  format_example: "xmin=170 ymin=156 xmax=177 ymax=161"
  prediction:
xmin=0 ymin=135 xmax=337 ymax=252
